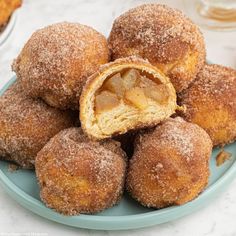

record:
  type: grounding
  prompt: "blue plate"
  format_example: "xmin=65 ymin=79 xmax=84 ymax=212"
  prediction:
xmin=0 ymin=12 xmax=17 ymax=48
xmin=0 ymin=77 xmax=236 ymax=230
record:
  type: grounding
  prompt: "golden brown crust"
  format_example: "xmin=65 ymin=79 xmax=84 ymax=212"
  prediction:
xmin=35 ymin=127 xmax=127 ymax=215
xmin=80 ymin=56 xmax=177 ymax=140
xmin=0 ymin=82 xmax=75 ymax=169
xmin=108 ymin=4 xmax=206 ymax=92
xmin=178 ymin=64 xmax=236 ymax=146
xmin=126 ymin=117 xmax=212 ymax=208
xmin=12 ymin=22 xmax=110 ymax=110
xmin=0 ymin=0 xmax=21 ymax=27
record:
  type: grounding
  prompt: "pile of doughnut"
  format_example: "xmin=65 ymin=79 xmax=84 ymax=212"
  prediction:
xmin=0 ymin=4 xmax=236 ymax=216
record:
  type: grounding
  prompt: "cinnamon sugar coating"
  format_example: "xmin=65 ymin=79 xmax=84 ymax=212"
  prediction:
xmin=0 ymin=82 xmax=75 ymax=169
xmin=35 ymin=127 xmax=127 ymax=215
xmin=179 ymin=64 xmax=236 ymax=146
xmin=126 ymin=117 xmax=212 ymax=208
xmin=12 ymin=22 xmax=110 ymax=109
xmin=108 ymin=4 xmax=206 ymax=92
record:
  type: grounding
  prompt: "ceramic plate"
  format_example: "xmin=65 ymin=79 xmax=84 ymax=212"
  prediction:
xmin=0 ymin=77 xmax=236 ymax=230
xmin=0 ymin=12 xmax=17 ymax=48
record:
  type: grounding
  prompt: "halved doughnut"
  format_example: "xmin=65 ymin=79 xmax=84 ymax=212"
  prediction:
xmin=80 ymin=57 xmax=177 ymax=139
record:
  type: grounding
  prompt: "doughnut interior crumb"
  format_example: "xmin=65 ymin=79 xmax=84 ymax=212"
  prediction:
xmin=80 ymin=57 xmax=177 ymax=139
xmin=95 ymin=67 xmax=174 ymax=136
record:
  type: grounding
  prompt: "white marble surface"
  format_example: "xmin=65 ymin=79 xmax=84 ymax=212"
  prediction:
xmin=0 ymin=0 xmax=236 ymax=235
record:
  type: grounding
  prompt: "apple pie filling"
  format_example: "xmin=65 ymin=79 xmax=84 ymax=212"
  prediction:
xmin=95 ymin=69 xmax=170 ymax=114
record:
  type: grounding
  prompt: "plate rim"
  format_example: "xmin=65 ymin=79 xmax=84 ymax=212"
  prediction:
xmin=0 ymin=77 xmax=236 ymax=230
xmin=0 ymin=11 xmax=17 ymax=48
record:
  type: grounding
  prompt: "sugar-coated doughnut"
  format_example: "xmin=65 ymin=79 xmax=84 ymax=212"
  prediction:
xmin=126 ymin=117 xmax=212 ymax=208
xmin=109 ymin=4 xmax=206 ymax=92
xmin=12 ymin=22 xmax=110 ymax=109
xmin=35 ymin=127 xmax=127 ymax=215
xmin=179 ymin=64 xmax=236 ymax=146
xmin=0 ymin=82 xmax=75 ymax=169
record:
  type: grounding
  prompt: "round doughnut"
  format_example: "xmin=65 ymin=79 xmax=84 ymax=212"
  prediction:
xmin=126 ymin=117 xmax=212 ymax=208
xmin=0 ymin=82 xmax=75 ymax=169
xmin=12 ymin=22 xmax=110 ymax=109
xmin=108 ymin=4 xmax=206 ymax=92
xmin=179 ymin=64 xmax=236 ymax=146
xmin=35 ymin=127 xmax=127 ymax=215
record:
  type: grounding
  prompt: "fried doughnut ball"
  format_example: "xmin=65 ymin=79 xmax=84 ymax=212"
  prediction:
xmin=0 ymin=82 xmax=75 ymax=169
xmin=126 ymin=117 xmax=212 ymax=208
xmin=179 ymin=64 xmax=236 ymax=146
xmin=35 ymin=128 xmax=127 ymax=215
xmin=0 ymin=0 xmax=21 ymax=28
xmin=108 ymin=4 xmax=206 ymax=92
xmin=12 ymin=22 xmax=110 ymax=109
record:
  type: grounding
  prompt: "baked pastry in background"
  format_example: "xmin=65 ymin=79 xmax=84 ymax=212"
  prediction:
xmin=0 ymin=82 xmax=75 ymax=169
xmin=126 ymin=117 xmax=212 ymax=208
xmin=108 ymin=4 xmax=206 ymax=93
xmin=35 ymin=127 xmax=127 ymax=215
xmin=0 ymin=0 xmax=21 ymax=29
xmin=179 ymin=64 xmax=236 ymax=146
xmin=80 ymin=57 xmax=177 ymax=140
xmin=12 ymin=22 xmax=110 ymax=110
